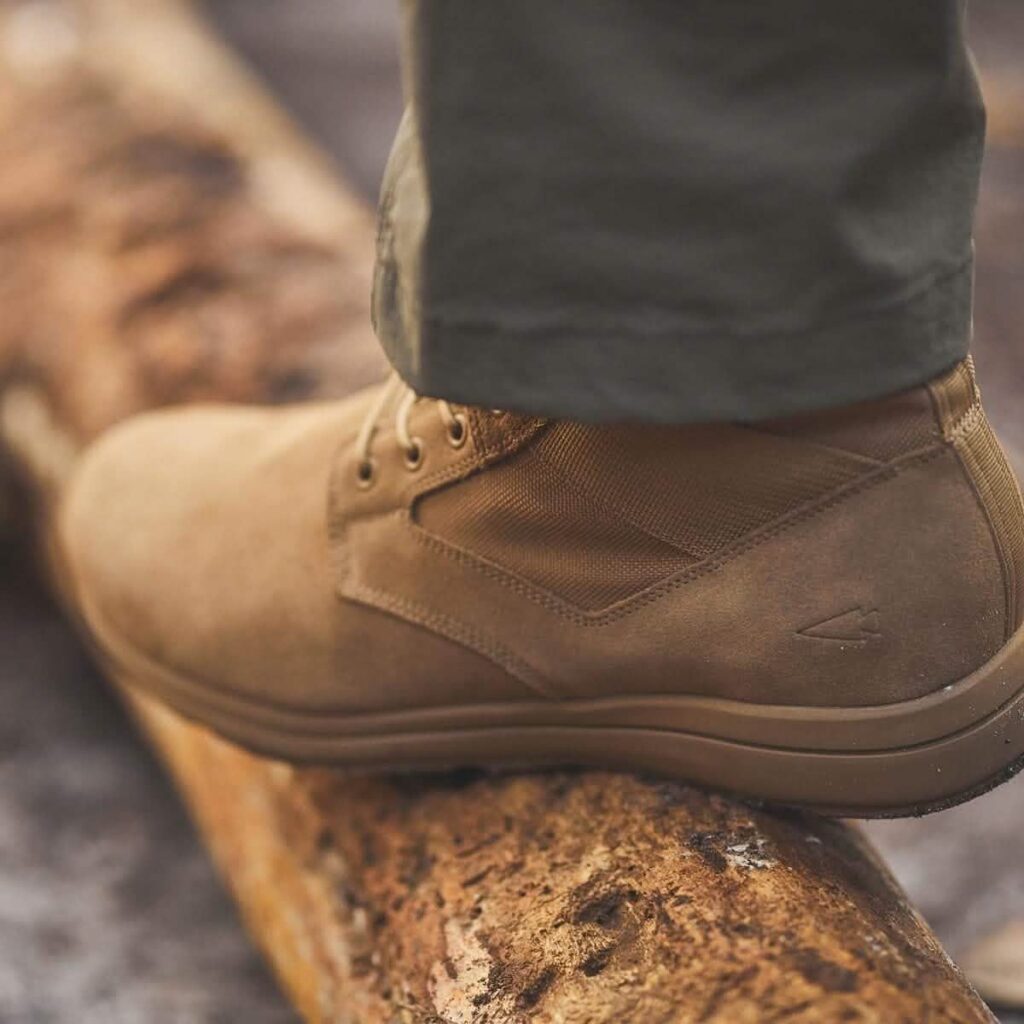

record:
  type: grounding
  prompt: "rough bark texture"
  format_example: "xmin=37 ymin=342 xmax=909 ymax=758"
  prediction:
xmin=0 ymin=1 xmax=1000 ymax=1021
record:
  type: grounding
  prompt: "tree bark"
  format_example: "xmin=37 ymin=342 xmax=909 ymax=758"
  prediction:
xmin=0 ymin=1 xmax=998 ymax=1020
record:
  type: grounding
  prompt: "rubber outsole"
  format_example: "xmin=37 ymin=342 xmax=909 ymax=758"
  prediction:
xmin=78 ymin=594 xmax=1024 ymax=819
xmin=120 ymin=678 xmax=1024 ymax=821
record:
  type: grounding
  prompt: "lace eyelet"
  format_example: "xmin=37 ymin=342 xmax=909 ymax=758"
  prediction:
xmin=355 ymin=457 xmax=377 ymax=489
xmin=404 ymin=439 xmax=425 ymax=471
xmin=447 ymin=413 xmax=469 ymax=449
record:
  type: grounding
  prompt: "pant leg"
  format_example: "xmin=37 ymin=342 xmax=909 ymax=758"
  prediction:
xmin=373 ymin=0 xmax=985 ymax=423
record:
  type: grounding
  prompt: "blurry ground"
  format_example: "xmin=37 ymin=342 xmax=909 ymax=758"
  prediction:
xmin=2 ymin=1 xmax=1024 ymax=1021
xmin=0 ymin=543 xmax=295 ymax=1024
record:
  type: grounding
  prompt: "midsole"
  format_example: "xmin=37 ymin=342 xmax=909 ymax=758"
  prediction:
xmin=86 ymin=590 xmax=1024 ymax=757
xmin=115 ymin=663 xmax=1024 ymax=816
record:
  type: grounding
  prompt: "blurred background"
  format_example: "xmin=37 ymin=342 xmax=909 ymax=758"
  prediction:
xmin=2 ymin=1 xmax=1024 ymax=1021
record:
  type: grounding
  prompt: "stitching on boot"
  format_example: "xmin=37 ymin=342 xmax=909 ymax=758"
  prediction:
xmin=929 ymin=358 xmax=1024 ymax=637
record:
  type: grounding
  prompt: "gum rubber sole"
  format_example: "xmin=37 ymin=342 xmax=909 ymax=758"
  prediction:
xmin=85 ymin=608 xmax=1024 ymax=819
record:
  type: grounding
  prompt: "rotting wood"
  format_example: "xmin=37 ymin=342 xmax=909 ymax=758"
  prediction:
xmin=0 ymin=1 xmax=1001 ymax=1020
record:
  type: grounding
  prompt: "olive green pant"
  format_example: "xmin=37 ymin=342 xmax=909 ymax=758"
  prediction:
xmin=373 ymin=1 xmax=985 ymax=423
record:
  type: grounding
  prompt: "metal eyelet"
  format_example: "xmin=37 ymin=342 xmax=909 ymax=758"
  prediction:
xmin=355 ymin=457 xmax=377 ymax=489
xmin=404 ymin=439 xmax=425 ymax=471
xmin=447 ymin=413 xmax=469 ymax=449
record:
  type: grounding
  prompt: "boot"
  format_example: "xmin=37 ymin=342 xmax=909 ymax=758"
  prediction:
xmin=59 ymin=358 xmax=1024 ymax=816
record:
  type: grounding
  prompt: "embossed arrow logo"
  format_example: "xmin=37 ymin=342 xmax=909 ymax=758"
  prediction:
xmin=797 ymin=607 xmax=882 ymax=645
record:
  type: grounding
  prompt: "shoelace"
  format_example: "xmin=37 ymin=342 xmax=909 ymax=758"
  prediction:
xmin=354 ymin=372 xmax=468 ymax=487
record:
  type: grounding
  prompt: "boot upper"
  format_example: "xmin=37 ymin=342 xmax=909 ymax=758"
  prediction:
xmin=61 ymin=360 xmax=1024 ymax=717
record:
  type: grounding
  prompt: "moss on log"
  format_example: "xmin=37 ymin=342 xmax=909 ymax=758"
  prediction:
xmin=0 ymin=1 xmax=998 ymax=1020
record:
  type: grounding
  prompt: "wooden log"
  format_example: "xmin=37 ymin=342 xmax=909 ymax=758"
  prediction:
xmin=0 ymin=1 xmax=998 ymax=1020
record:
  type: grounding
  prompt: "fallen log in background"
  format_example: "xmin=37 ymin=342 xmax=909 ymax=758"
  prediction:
xmin=0 ymin=0 xmax=1001 ymax=1020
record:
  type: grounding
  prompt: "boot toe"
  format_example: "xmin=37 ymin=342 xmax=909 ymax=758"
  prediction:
xmin=58 ymin=395 xmax=530 ymax=725
xmin=59 ymin=402 xmax=351 ymax=711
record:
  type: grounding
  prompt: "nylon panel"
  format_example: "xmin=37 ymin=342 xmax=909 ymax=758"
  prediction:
xmin=416 ymin=418 xmax=914 ymax=610
xmin=416 ymin=447 xmax=694 ymax=610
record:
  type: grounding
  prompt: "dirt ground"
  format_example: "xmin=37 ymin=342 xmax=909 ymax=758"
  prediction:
xmin=2 ymin=2 xmax=1023 ymax=1021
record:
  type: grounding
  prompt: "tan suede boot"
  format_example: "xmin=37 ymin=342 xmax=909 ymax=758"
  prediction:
xmin=60 ymin=358 xmax=1024 ymax=816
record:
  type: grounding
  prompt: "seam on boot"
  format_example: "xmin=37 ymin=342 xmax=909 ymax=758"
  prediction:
xmin=929 ymin=359 xmax=1024 ymax=638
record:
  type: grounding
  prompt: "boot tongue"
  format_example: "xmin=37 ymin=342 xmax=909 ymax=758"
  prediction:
xmin=466 ymin=407 xmax=549 ymax=463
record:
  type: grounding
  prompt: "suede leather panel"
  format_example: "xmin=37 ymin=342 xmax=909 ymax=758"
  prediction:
xmin=62 ymin=392 xmax=535 ymax=714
